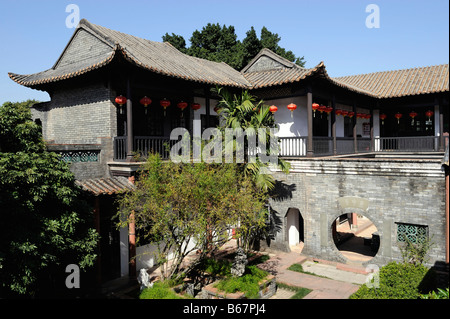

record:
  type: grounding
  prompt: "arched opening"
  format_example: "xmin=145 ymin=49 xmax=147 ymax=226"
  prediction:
xmin=286 ymin=208 xmax=304 ymax=252
xmin=331 ymin=213 xmax=379 ymax=262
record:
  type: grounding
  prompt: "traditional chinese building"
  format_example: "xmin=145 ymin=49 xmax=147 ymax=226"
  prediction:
xmin=9 ymin=19 xmax=449 ymax=284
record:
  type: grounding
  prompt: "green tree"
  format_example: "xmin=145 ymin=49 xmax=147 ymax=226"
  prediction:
xmin=117 ymin=154 xmax=267 ymax=282
xmin=0 ymin=100 xmax=98 ymax=298
xmin=187 ymin=23 xmax=243 ymax=70
xmin=162 ymin=24 xmax=305 ymax=70
xmin=260 ymin=26 xmax=305 ymax=67
xmin=241 ymin=26 xmax=262 ymax=67
xmin=162 ymin=32 xmax=187 ymax=53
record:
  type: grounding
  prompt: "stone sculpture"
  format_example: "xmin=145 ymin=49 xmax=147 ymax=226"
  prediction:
xmin=230 ymin=247 xmax=248 ymax=277
xmin=137 ymin=268 xmax=153 ymax=291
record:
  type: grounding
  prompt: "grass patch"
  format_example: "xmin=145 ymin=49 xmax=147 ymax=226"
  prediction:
xmin=139 ymin=281 xmax=185 ymax=299
xmin=277 ymin=283 xmax=312 ymax=299
xmin=288 ymin=263 xmax=329 ymax=279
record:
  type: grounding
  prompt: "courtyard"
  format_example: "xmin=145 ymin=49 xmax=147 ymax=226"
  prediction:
xmin=104 ymin=238 xmax=372 ymax=299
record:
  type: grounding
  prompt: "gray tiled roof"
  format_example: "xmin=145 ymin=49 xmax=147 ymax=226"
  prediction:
xmin=9 ymin=19 xmax=252 ymax=89
xmin=75 ymin=177 xmax=135 ymax=195
xmin=333 ymin=64 xmax=449 ymax=98
xmin=9 ymin=19 xmax=449 ymax=99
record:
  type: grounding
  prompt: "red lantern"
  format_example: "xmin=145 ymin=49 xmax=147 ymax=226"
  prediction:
xmin=409 ymin=110 xmax=418 ymax=125
xmin=318 ymin=105 xmax=327 ymax=113
xmin=160 ymin=98 xmax=171 ymax=116
xmin=115 ymin=95 xmax=127 ymax=114
xmin=269 ymin=105 xmax=278 ymax=114
xmin=140 ymin=96 xmax=152 ymax=114
xmin=115 ymin=95 xmax=127 ymax=106
xmin=312 ymin=103 xmax=319 ymax=117
xmin=394 ymin=112 xmax=402 ymax=124
xmin=379 ymin=113 xmax=387 ymax=125
xmin=140 ymin=96 xmax=152 ymax=106
xmin=177 ymin=101 xmax=188 ymax=110
xmin=191 ymin=103 xmax=201 ymax=111
xmin=325 ymin=106 xmax=333 ymax=114
xmin=287 ymin=103 xmax=297 ymax=118
xmin=341 ymin=110 xmax=348 ymax=117
xmin=160 ymin=99 xmax=170 ymax=108
xmin=335 ymin=109 xmax=342 ymax=116
xmin=348 ymin=111 xmax=355 ymax=118
xmin=425 ymin=110 xmax=434 ymax=120
xmin=177 ymin=101 xmax=188 ymax=117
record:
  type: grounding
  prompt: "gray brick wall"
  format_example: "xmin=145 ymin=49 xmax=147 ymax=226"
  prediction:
xmin=266 ymin=158 xmax=447 ymax=268
xmin=55 ymin=29 xmax=112 ymax=68
xmin=31 ymin=83 xmax=117 ymax=180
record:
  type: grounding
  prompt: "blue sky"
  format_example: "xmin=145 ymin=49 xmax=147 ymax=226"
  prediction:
xmin=0 ymin=0 xmax=448 ymax=105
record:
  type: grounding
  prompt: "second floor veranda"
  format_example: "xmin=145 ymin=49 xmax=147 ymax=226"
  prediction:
xmin=113 ymin=134 xmax=448 ymax=161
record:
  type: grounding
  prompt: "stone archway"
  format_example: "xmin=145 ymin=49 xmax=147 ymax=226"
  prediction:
xmin=330 ymin=197 xmax=381 ymax=263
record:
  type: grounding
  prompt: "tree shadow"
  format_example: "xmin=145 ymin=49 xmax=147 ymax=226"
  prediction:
xmin=269 ymin=180 xmax=296 ymax=202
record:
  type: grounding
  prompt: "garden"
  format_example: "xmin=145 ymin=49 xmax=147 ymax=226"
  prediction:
xmin=138 ymin=246 xmax=277 ymax=299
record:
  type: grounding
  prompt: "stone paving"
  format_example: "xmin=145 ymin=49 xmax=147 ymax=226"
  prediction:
xmin=262 ymin=249 xmax=364 ymax=299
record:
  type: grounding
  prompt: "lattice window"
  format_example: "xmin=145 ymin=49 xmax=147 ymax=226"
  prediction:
xmin=59 ymin=151 xmax=99 ymax=162
xmin=396 ymin=223 xmax=428 ymax=244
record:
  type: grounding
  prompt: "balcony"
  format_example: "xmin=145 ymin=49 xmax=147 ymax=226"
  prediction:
xmin=114 ymin=135 xmax=448 ymax=162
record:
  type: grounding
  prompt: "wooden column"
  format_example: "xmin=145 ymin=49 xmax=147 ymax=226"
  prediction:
xmin=205 ymin=87 xmax=211 ymax=129
xmin=331 ymin=95 xmax=337 ymax=155
xmin=307 ymin=87 xmax=314 ymax=157
xmin=370 ymin=107 xmax=374 ymax=151
xmin=128 ymin=175 xmax=136 ymax=278
xmin=353 ymin=101 xmax=357 ymax=153
xmin=438 ymin=99 xmax=444 ymax=151
xmin=126 ymin=78 xmax=134 ymax=162
xmin=446 ymin=165 xmax=449 ymax=264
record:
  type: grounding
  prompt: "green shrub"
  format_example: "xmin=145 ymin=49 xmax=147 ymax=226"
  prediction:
xmin=214 ymin=265 xmax=268 ymax=299
xmin=350 ymin=262 xmax=435 ymax=299
xmin=200 ymin=258 xmax=232 ymax=277
xmin=139 ymin=282 xmax=184 ymax=299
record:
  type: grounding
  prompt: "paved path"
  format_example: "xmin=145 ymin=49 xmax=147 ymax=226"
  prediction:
xmin=261 ymin=250 xmax=364 ymax=299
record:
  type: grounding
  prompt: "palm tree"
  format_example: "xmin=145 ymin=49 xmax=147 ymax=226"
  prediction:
xmin=214 ymin=87 xmax=290 ymax=192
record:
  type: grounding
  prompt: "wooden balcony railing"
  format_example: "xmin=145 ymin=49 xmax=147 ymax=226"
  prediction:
xmin=113 ymin=135 xmax=447 ymax=161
